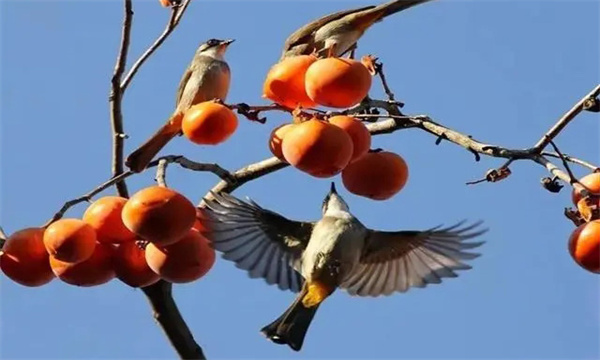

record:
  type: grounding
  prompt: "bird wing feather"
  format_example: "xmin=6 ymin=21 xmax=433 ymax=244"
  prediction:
xmin=339 ymin=220 xmax=487 ymax=297
xmin=281 ymin=5 xmax=375 ymax=52
xmin=201 ymin=191 xmax=314 ymax=293
xmin=175 ymin=66 xmax=193 ymax=108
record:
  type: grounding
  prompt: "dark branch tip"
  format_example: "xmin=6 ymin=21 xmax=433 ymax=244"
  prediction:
xmin=541 ymin=176 xmax=564 ymax=193
xmin=583 ymin=97 xmax=600 ymax=112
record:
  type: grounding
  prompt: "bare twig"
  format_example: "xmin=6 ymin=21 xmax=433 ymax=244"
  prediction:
xmin=200 ymin=88 xmax=598 ymax=208
xmin=532 ymin=84 xmax=600 ymax=152
xmin=109 ymin=0 xmax=133 ymax=198
xmin=156 ymin=159 xmax=169 ymax=187
xmin=545 ymin=137 xmax=578 ymax=185
xmin=141 ymin=281 xmax=206 ymax=360
xmin=45 ymin=156 xmax=233 ymax=227
xmin=466 ymin=167 xmax=512 ymax=185
xmin=373 ymin=59 xmax=396 ymax=102
xmin=120 ymin=0 xmax=192 ymax=91
xmin=113 ymin=1 xmax=202 ymax=357
xmin=542 ymin=152 xmax=600 ymax=172
xmin=226 ymin=103 xmax=290 ymax=124
xmin=0 ymin=226 xmax=7 ymax=249
xmin=44 ymin=172 xmax=130 ymax=227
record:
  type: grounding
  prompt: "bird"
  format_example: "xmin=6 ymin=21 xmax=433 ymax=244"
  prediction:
xmin=125 ymin=38 xmax=234 ymax=173
xmin=280 ymin=0 xmax=434 ymax=59
xmin=200 ymin=182 xmax=487 ymax=352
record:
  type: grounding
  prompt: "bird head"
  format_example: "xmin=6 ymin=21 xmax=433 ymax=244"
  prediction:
xmin=196 ymin=38 xmax=235 ymax=60
xmin=321 ymin=182 xmax=350 ymax=216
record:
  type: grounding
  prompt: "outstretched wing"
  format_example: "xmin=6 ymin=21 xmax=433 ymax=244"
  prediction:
xmin=201 ymin=192 xmax=315 ymax=293
xmin=340 ymin=221 xmax=487 ymax=297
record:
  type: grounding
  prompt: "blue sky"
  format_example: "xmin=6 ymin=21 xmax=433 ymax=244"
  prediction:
xmin=1 ymin=0 xmax=599 ymax=359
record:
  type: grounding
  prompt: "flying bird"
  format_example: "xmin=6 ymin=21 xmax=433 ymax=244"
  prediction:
xmin=201 ymin=183 xmax=487 ymax=352
xmin=280 ymin=0 xmax=434 ymax=59
xmin=125 ymin=38 xmax=234 ymax=173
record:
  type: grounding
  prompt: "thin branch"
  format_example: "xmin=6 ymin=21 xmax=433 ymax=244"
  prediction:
xmin=532 ymin=155 xmax=588 ymax=196
xmin=532 ymin=84 xmax=600 ymax=152
xmin=200 ymin=87 xmax=598 ymax=208
xmin=227 ymin=103 xmax=290 ymax=124
xmin=45 ymin=156 xmax=233 ymax=227
xmin=374 ymin=60 xmax=396 ymax=102
xmin=545 ymin=137 xmax=578 ymax=185
xmin=44 ymin=172 xmax=131 ymax=228
xmin=0 ymin=226 xmax=7 ymax=249
xmin=109 ymin=0 xmax=133 ymax=198
xmin=199 ymin=157 xmax=289 ymax=206
xmin=542 ymin=152 xmax=600 ymax=172
xmin=120 ymin=0 xmax=192 ymax=91
xmin=141 ymin=281 xmax=206 ymax=360
xmin=156 ymin=159 xmax=169 ymax=187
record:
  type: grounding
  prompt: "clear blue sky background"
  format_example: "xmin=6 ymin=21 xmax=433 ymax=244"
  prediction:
xmin=1 ymin=0 xmax=599 ymax=359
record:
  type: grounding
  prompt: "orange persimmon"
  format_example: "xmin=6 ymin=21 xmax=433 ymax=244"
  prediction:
xmin=342 ymin=151 xmax=409 ymax=200
xmin=305 ymin=57 xmax=372 ymax=108
xmin=43 ymin=219 xmax=97 ymax=263
xmin=282 ymin=118 xmax=353 ymax=178
xmin=145 ymin=229 xmax=216 ymax=283
xmin=568 ymin=220 xmax=600 ymax=274
xmin=181 ymin=101 xmax=238 ymax=145
xmin=0 ymin=227 xmax=55 ymax=287
xmin=113 ymin=242 xmax=160 ymax=288
xmin=268 ymin=123 xmax=296 ymax=161
xmin=572 ymin=173 xmax=600 ymax=205
xmin=50 ymin=242 xmax=115 ymax=287
xmin=263 ymin=55 xmax=318 ymax=109
xmin=83 ymin=196 xmax=136 ymax=244
xmin=122 ymin=186 xmax=196 ymax=246
xmin=328 ymin=115 xmax=371 ymax=162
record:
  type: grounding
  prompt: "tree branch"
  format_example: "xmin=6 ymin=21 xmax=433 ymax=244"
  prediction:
xmin=109 ymin=0 xmax=133 ymax=198
xmin=120 ymin=0 xmax=192 ymax=92
xmin=44 ymin=156 xmax=233 ymax=228
xmin=141 ymin=281 xmax=206 ymax=360
xmin=532 ymin=84 xmax=600 ymax=152
xmin=542 ymin=152 xmax=600 ymax=172
xmin=0 ymin=226 xmax=7 ymax=249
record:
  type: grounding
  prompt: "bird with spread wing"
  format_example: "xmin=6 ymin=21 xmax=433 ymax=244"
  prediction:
xmin=200 ymin=183 xmax=487 ymax=352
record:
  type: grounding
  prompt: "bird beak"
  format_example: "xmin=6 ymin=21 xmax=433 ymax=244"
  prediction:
xmin=221 ymin=39 xmax=235 ymax=46
xmin=330 ymin=182 xmax=337 ymax=194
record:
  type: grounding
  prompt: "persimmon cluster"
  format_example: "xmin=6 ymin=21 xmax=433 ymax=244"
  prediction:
xmin=263 ymin=54 xmax=409 ymax=200
xmin=1 ymin=188 xmax=215 ymax=287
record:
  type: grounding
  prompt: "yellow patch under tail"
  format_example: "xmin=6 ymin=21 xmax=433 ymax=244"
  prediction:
xmin=302 ymin=281 xmax=333 ymax=308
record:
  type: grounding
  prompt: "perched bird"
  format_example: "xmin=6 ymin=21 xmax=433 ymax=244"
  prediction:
xmin=201 ymin=183 xmax=487 ymax=352
xmin=280 ymin=0 xmax=434 ymax=59
xmin=125 ymin=38 xmax=234 ymax=173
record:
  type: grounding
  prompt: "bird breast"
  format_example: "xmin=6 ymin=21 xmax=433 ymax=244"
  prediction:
xmin=178 ymin=57 xmax=231 ymax=111
xmin=300 ymin=216 xmax=366 ymax=283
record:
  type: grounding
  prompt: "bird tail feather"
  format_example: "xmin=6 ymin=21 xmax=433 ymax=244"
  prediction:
xmin=125 ymin=112 xmax=184 ymax=173
xmin=260 ymin=284 xmax=320 ymax=352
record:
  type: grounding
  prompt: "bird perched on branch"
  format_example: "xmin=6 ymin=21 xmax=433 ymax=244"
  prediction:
xmin=125 ymin=38 xmax=234 ymax=173
xmin=280 ymin=0 xmax=434 ymax=59
xmin=201 ymin=183 xmax=487 ymax=352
